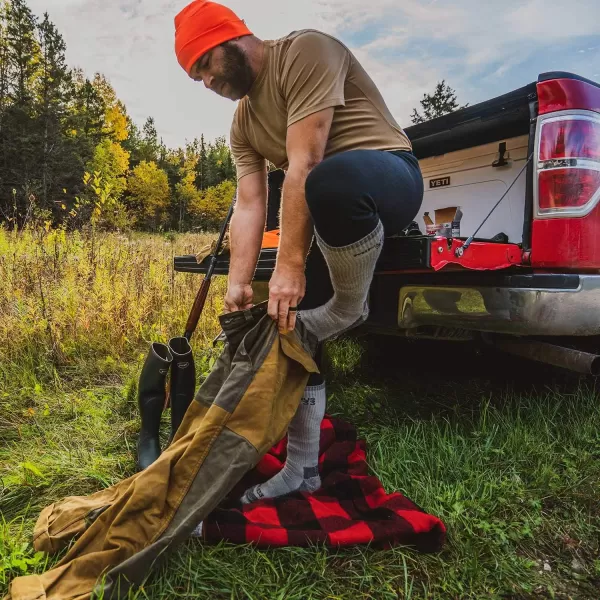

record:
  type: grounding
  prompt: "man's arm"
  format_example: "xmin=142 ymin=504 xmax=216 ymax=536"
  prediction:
xmin=224 ymin=168 xmax=268 ymax=312
xmin=268 ymin=107 xmax=334 ymax=332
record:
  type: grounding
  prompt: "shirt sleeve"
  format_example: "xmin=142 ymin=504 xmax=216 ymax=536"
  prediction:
xmin=280 ymin=31 xmax=351 ymax=127
xmin=230 ymin=108 xmax=267 ymax=181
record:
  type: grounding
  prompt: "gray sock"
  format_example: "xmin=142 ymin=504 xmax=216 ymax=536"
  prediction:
xmin=191 ymin=521 xmax=203 ymax=538
xmin=240 ymin=382 xmax=326 ymax=504
xmin=299 ymin=221 xmax=384 ymax=342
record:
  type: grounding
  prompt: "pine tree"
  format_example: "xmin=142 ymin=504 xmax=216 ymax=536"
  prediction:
xmin=70 ymin=70 xmax=106 ymax=142
xmin=0 ymin=2 xmax=10 ymax=220
xmin=36 ymin=12 xmax=71 ymax=210
xmin=0 ymin=1 xmax=9 ymax=116
xmin=68 ymin=70 xmax=107 ymax=180
xmin=122 ymin=113 xmax=143 ymax=167
xmin=138 ymin=116 xmax=159 ymax=163
xmin=6 ymin=0 xmax=38 ymax=106
xmin=410 ymin=80 xmax=468 ymax=124
xmin=0 ymin=0 xmax=41 ymax=222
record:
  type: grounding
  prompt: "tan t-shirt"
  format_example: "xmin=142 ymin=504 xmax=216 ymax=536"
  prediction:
xmin=230 ymin=29 xmax=412 ymax=181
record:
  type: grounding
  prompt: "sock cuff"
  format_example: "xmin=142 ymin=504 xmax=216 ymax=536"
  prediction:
xmin=315 ymin=219 xmax=384 ymax=254
xmin=304 ymin=383 xmax=326 ymax=395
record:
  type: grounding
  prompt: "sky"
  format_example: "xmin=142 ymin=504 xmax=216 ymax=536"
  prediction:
xmin=29 ymin=0 xmax=600 ymax=150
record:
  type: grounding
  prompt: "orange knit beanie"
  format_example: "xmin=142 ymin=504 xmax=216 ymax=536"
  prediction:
xmin=174 ymin=1 xmax=252 ymax=76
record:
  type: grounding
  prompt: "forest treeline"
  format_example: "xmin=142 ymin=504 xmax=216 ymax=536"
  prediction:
xmin=0 ymin=0 xmax=236 ymax=232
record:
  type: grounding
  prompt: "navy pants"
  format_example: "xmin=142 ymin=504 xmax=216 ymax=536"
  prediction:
xmin=296 ymin=149 xmax=424 ymax=384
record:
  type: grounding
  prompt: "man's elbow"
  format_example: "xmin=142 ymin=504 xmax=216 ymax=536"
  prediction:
xmin=287 ymin=155 xmax=324 ymax=179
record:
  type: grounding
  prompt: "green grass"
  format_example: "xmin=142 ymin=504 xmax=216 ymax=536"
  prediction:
xmin=1 ymin=227 xmax=599 ymax=599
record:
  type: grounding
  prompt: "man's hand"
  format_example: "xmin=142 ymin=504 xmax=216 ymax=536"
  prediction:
xmin=224 ymin=282 xmax=254 ymax=313
xmin=268 ymin=263 xmax=305 ymax=333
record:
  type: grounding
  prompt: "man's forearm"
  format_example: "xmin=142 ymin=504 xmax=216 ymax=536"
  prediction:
xmin=228 ymin=203 xmax=265 ymax=286
xmin=277 ymin=166 xmax=314 ymax=271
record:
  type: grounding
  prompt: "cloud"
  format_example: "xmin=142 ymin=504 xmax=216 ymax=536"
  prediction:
xmin=27 ymin=0 xmax=600 ymax=150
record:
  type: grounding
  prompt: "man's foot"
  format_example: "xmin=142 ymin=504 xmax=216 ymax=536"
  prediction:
xmin=298 ymin=221 xmax=384 ymax=342
xmin=241 ymin=466 xmax=321 ymax=504
xmin=240 ymin=382 xmax=326 ymax=504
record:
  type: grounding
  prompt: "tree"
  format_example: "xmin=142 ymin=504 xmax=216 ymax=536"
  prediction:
xmin=0 ymin=0 xmax=236 ymax=232
xmin=36 ymin=12 xmax=72 ymax=210
xmin=127 ymin=160 xmax=170 ymax=230
xmin=0 ymin=0 xmax=41 ymax=221
xmin=66 ymin=139 xmax=130 ymax=230
xmin=70 ymin=169 xmax=131 ymax=231
xmin=189 ymin=179 xmax=235 ymax=231
xmin=67 ymin=70 xmax=108 ymax=193
xmin=136 ymin=116 xmax=160 ymax=164
xmin=5 ymin=0 xmax=38 ymax=106
xmin=87 ymin=138 xmax=130 ymax=199
xmin=410 ymin=80 xmax=468 ymax=124
xmin=195 ymin=134 xmax=208 ymax=190
xmin=175 ymin=165 xmax=200 ymax=232
xmin=90 ymin=73 xmax=129 ymax=143
xmin=169 ymin=141 xmax=198 ymax=231
xmin=0 ymin=1 xmax=10 ymax=115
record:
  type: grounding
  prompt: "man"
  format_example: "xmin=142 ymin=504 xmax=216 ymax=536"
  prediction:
xmin=174 ymin=0 xmax=424 ymax=504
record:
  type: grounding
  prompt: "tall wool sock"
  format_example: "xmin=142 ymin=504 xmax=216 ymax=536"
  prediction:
xmin=240 ymin=382 xmax=326 ymax=504
xmin=299 ymin=220 xmax=384 ymax=342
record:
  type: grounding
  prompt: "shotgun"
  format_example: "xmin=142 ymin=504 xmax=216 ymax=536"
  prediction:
xmin=183 ymin=190 xmax=236 ymax=341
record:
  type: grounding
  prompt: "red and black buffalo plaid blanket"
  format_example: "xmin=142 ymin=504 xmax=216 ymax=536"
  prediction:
xmin=201 ymin=416 xmax=446 ymax=553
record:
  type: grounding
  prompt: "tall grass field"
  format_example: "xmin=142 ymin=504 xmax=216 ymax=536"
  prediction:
xmin=1 ymin=225 xmax=599 ymax=599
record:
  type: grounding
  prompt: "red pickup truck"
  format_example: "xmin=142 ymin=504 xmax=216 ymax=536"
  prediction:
xmin=176 ymin=71 xmax=600 ymax=376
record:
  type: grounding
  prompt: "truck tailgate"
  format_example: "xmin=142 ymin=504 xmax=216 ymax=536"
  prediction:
xmin=174 ymin=235 xmax=524 ymax=280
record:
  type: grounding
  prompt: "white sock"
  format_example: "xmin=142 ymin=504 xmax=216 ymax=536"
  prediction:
xmin=298 ymin=221 xmax=384 ymax=342
xmin=240 ymin=382 xmax=326 ymax=504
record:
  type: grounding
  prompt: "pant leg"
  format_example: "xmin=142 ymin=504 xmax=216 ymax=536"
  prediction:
xmin=299 ymin=149 xmax=423 ymax=378
xmin=298 ymin=240 xmax=333 ymax=386
xmin=299 ymin=149 xmax=422 ymax=312
xmin=305 ymin=149 xmax=424 ymax=247
xmin=299 ymin=150 xmax=424 ymax=378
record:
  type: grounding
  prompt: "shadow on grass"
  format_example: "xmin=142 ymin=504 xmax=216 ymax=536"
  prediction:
xmin=324 ymin=334 xmax=598 ymax=425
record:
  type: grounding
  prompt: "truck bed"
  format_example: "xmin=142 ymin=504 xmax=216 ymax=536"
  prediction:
xmin=174 ymin=234 xmax=524 ymax=280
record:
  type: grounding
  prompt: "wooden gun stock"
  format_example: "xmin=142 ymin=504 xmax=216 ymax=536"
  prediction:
xmin=183 ymin=270 xmax=213 ymax=340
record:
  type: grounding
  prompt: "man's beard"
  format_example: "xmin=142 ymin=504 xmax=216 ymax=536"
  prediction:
xmin=218 ymin=42 xmax=254 ymax=99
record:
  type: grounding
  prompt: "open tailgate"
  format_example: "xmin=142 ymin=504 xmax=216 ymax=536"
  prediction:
xmin=174 ymin=232 xmax=524 ymax=280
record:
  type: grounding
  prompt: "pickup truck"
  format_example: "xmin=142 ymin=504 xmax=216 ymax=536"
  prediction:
xmin=175 ymin=71 xmax=600 ymax=376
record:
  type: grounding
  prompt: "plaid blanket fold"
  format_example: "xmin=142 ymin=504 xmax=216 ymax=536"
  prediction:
xmin=202 ymin=416 xmax=446 ymax=552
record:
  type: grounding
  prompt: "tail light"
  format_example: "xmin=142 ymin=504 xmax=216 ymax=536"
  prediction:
xmin=536 ymin=114 xmax=600 ymax=216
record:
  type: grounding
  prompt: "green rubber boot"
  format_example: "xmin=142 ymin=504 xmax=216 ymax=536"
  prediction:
xmin=137 ymin=342 xmax=173 ymax=470
xmin=167 ymin=337 xmax=196 ymax=444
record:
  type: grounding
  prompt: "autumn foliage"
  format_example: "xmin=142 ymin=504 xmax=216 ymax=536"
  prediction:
xmin=0 ymin=0 xmax=236 ymax=232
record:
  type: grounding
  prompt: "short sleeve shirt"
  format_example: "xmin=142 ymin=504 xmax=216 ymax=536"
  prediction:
xmin=230 ymin=29 xmax=412 ymax=181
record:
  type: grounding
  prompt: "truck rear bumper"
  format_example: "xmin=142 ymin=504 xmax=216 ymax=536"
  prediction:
xmin=398 ymin=275 xmax=600 ymax=336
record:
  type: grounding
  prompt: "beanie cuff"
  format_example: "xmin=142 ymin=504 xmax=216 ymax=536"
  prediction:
xmin=177 ymin=18 xmax=252 ymax=76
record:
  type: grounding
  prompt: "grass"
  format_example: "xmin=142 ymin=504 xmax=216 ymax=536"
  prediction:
xmin=1 ymin=225 xmax=599 ymax=599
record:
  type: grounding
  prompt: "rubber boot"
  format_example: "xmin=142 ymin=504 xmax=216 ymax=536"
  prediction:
xmin=137 ymin=342 xmax=173 ymax=471
xmin=167 ymin=336 xmax=196 ymax=444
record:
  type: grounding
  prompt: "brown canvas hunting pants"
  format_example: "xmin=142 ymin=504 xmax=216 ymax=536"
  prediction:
xmin=5 ymin=302 xmax=318 ymax=600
